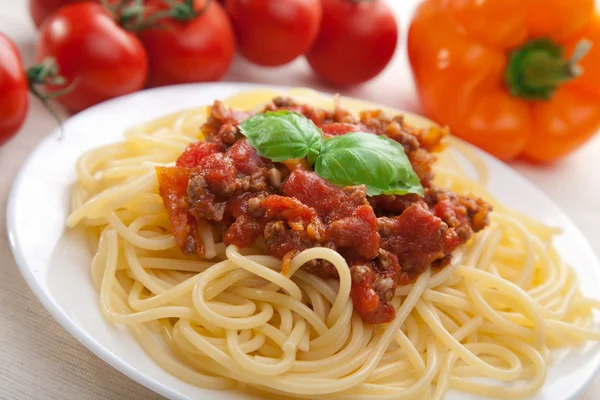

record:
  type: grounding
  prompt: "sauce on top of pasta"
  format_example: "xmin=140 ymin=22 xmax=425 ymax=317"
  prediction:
xmin=156 ymin=96 xmax=492 ymax=324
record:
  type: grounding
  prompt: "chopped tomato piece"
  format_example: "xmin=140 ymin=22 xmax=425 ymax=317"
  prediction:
xmin=224 ymin=214 xmax=265 ymax=247
xmin=261 ymin=195 xmax=316 ymax=228
xmin=379 ymin=204 xmax=461 ymax=275
xmin=321 ymin=122 xmax=361 ymax=137
xmin=350 ymin=271 xmax=395 ymax=324
xmin=226 ymin=138 xmax=270 ymax=174
xmin=176 ymin=142 xmax=222 ymax=168
xmin=284 ymin=168 xmax=380 ymax=259
xmin=156 ymin=166 xmax=199 ymax=254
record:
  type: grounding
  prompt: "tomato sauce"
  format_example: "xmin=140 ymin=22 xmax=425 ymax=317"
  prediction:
xmin=157 ymin=97 xmax=492 ymax=324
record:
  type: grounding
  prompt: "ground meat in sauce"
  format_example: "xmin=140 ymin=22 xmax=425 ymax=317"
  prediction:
xmin=157 ymin=97 xmax=492 ymax=324
xmin=186 ymin=139 xmax=276 ymax=222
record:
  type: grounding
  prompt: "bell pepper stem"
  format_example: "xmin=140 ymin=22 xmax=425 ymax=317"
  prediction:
xmin=505 ymin=38 xmax=593 ymax=100
xmin=567 ymin=39 xmax=593 ymax=73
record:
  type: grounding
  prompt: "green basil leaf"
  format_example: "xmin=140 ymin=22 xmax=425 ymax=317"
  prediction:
xmin=238 ymin=110 xmax=324 ymax=163
xmin=314 ymin=132 xmax=424 ymax=197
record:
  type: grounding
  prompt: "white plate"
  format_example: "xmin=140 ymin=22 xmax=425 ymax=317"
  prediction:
xmin=7 ymin=82 xmax=600 ymax=400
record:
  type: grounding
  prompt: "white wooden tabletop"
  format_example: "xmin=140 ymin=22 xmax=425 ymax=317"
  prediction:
xmin=1 ymin=0 xmax=599 ymax=399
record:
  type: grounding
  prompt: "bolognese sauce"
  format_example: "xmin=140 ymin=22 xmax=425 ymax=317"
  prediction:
xmin=156 ymin=97 xmax=492 ymax=324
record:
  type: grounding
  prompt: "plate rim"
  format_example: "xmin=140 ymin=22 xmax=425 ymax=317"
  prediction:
xmin=6 ymin=81 xmax=600 ymax=400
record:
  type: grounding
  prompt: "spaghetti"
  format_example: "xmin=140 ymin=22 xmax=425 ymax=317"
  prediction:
xmin=67 ymin=88 xmax=600 ymax=399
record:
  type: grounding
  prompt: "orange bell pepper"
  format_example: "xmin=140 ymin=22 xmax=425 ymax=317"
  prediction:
xmin=408 ymin=0 xmax=600 ymax=162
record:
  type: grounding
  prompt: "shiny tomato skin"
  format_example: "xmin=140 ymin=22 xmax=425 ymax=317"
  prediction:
xmin=29 ymin=0 xmax=89 ymax=28
xmin=226 ymin=0 xmax=322 ymax=67
xmin=0 ymin=34 xmax=28 ymax=145
xmin=140 ymin=0 xmax=236 ymax=87
xmin=306 ymin=0 xmax=398 ymax=86
xmin=35 ymin=2 xmax=148 ymax=113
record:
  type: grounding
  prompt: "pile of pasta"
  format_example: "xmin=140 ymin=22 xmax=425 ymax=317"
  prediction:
xmin=67 ymin=88 xmax=600 ymax=399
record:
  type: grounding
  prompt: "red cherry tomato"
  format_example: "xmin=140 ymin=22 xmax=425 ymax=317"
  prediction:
xmin=0 ymin=34 xmax=29 ymax=145
xmin=306 ymin=0 xmax=398 ymax=86
xmin=28 ymin=0 xmax=88 ymax=29
xmin=36 ymin=2 xmax=148 ymax=112
xmin=226 ymin=0 xmax=322 ymax=67
xmin=139 ymin=0 xmax=236 ymax=87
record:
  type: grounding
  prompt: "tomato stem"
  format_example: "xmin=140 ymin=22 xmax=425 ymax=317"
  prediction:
xmin=116 ymin=0 xmax=211 ymax=32
xmin=101 ymin=0 xmax=128 ymax=15
xmin=25 ymin=57 xmax=72 ymax=137
xmin=505 ymin=38 xmax=592 ymax=100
